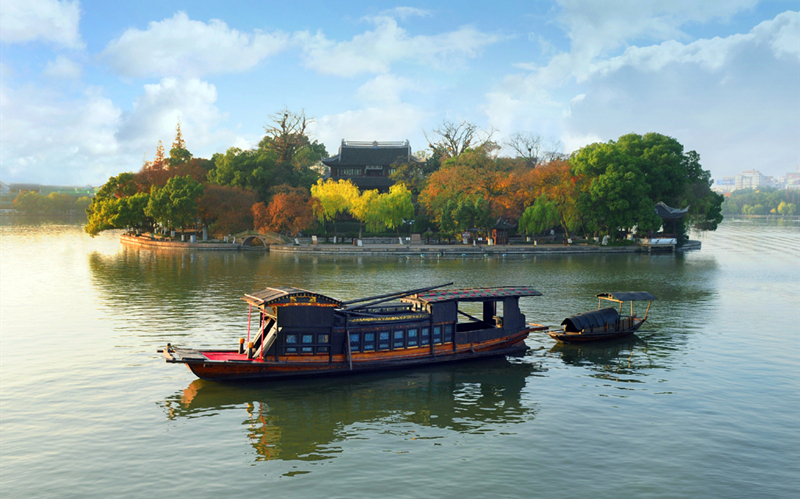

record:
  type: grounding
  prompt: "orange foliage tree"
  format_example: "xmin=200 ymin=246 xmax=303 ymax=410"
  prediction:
xmin=252 ymin=186 xmax=316 ymax=237
xmin=198 ymin=184 xmax=258 ymax=237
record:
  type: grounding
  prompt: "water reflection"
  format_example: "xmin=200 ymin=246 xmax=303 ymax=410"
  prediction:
xmin=547 ymin=336 xmax=665 ymax=384
xmin=162 ymin=358 xmax=540 ymax=463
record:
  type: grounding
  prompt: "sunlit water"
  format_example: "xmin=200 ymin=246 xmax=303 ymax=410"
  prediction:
xmin=1 ymin=217 xmax=798 ymax=498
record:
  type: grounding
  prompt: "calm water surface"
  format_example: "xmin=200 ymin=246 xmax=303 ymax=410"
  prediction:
xmin=1 ymin=217 xmax=798 ymax=498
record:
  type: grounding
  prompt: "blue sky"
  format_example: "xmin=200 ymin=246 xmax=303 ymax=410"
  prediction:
xmin=1 ymin=0 xmax=798 ymax=186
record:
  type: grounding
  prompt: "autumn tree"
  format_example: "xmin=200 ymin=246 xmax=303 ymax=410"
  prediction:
xmin=419 ymin=147 xmax=509 ymax=229
xmin=252 ymin=186 xmax=316 ymax=237
xmin=197 ymin=184 xmax=258 ymax=237
xmin=310 ymin=178 xmax=359 ymax=238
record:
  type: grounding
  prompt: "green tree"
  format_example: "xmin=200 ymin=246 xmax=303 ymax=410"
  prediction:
xmin=168 ymin=119 xmax=193 ymax=168
xmin=145 ymin=176 xmax=204 ymax=237
xmin=13 ymin=191 xmax=44 ymax=213
xmin=85 ymin=173 xmax=141 ymax=236
xmin=519 ymin=195 xmax=560 ymax=235
xmin=571 ymin=133 xmax=720 ymax=240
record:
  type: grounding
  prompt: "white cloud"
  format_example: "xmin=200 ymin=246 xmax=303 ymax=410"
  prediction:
xmin=43 ymin=56 xmax=82 ymax=79
xmin=376 ymin=7 xmax=432 ymax=20
xmin=115 ymin=77 xmax=231 ymax=156
xmin=0 ymin=77 xmax=243 ymax=185
xmin=357 ymin=74 xmax=420 ymax=104
xmin=295 ymin=17 xmax=500 ymax=77
xmin=0 ymin=0 xmax=83 ymax=48
xmin=0 ymin=83 xmax=121 ymax=184
xmin=100 ymin=12 xmax=289 ymax=78
xmin=581 ymin=11 xmax=799 ymax=80
xmin=556 ymin=0 xmax=760 ymax=58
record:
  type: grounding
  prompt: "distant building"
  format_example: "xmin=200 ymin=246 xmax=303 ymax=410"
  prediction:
xmin=322 ymin=140 xmax=422 ymax=192
xmin=713 ymin=176 xmax=735 ymax=193
xmin=735 ymin=170 xmax=768 ymax=190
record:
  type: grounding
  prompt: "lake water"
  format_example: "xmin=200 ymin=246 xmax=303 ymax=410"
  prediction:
xmin=1 ymin=217 xmax=798 ymax=498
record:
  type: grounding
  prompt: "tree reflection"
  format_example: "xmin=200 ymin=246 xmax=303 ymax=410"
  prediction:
xmin=161 ymin=358 xmax=540 ymax=463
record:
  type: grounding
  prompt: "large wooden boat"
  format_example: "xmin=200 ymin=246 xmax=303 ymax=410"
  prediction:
xmin=547 ymin=292 xmax=657 ymax=343
xmin=161 ymin=283 xmax=547 ymax=381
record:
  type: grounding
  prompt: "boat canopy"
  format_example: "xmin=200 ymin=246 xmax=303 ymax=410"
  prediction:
xmin=561 ymin=307 xmax=619 ymax=332
xmin=403 ymin=286 xmax=542 ymax=305
xmin=243 ymin=287 xmax=343 ymax=308
xmin=596 ymin=292 xmax=657 ymax=302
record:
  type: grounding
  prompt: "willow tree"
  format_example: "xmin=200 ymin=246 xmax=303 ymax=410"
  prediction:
xmin=379 ymin=183 xmax=415 ymax=237
xmin=310 ymin=178 xmax=359 ymax=239
xmin=349 ymin=189 xmax=384 ymax=238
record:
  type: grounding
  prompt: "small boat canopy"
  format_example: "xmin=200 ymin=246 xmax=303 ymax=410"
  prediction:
xmin=596 ymin=292 xmax=657 ymax=302
xmin=561 ymin=307 xmax=619 ymax=332
xmin=243 ymin=287 xmax=343 ymax=308
xmin=403 ymin=286 xmax=542 ymax=304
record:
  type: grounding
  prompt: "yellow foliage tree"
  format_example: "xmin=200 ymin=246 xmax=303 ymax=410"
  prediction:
xmin=310 ymin=178 xmax=359 ymax=238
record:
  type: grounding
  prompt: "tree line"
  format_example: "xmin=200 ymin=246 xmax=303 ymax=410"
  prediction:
xmin=721 ymin=188 xmax=798 ymax=216
xmin=13 ymin=191 xmax=92 ymax=214
xmin=84 ymin=110 xmax=724 ymax=243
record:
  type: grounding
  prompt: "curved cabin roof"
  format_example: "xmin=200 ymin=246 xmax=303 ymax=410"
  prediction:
xmin=596 ymin=291 xmax=657 ymax=302
xmin=402 ymin=286 xmax=542 ymax=304
xmin=561 ymin=307 xmax=619 ymax=332
xmin=243 ymin=287 xmax=343 ymax=308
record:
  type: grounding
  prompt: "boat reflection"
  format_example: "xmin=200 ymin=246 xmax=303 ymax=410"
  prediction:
xmin=162 ymin=358 xmax=540 ymax=462
xmin=548 ymin=336 xmax=660 ymax=383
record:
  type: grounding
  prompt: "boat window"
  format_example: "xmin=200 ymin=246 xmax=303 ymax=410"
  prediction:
xmin=433 ymin=326 xmax=442 ymax=344
xmin=302 ymin=334 xmax=314 ymax=344
xmin=421 ymin=327 xmax=430 ymax=345
xmin=317 ymin=346 xmax=329 ymax=353
xmin=285 ymin=334 xmax=297 ymax=344
xmin=393 ymin=329 xmax=405 ymax=349
xmin=444 ymin=324 xmax=453 ymax=342
xmin=378 ymin=331 xmax=390 ymax=350
xmin=407 ymin=328 xmax=418 ymax=347
xmin=318 ymin=334 xmax=329 ymax=344
xmin=364 ymin=332 xmax=375 ymax=351
xmin=350 ymin=333 xmax=361 ymax=352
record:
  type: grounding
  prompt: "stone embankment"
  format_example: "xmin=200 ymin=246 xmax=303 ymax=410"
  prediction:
xmin=269 ymin=242 xmax=641 ymax=257
xmin=120 ymin=234 xmax=254 ymax=251
xmin=120 ymin=234 xmax=666 ymax=255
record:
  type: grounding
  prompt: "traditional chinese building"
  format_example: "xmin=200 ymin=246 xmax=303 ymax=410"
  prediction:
xmin=322 ymin=140 xmax=422 ymax=192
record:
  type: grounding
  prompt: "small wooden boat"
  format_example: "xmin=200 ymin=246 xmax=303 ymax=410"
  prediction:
xmin=161 ymin=283 xmax=547 ymax=381
xmin=547 ymin=292 xmax=656 ymax=343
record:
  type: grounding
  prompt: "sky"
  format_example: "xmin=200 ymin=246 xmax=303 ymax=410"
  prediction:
xmin=1 ymin=0 xmax=798 ymax=186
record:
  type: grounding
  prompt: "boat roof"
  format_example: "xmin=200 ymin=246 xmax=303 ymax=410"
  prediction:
xmin=402 ymin=286 xmax=542 ymax=304
xmin=561 ymin=307 xmax=620 ymax=330
xmin=597 ymin=291 xmax=657 ymax=302
xmin=243 ymin=287 xmax=343 ymax=307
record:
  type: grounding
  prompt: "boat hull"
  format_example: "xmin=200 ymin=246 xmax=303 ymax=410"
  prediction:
xmin=167 ymin=331 xmax=532 ymax=381
xmin=547 ymin=320 xmax=644 ymax=343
